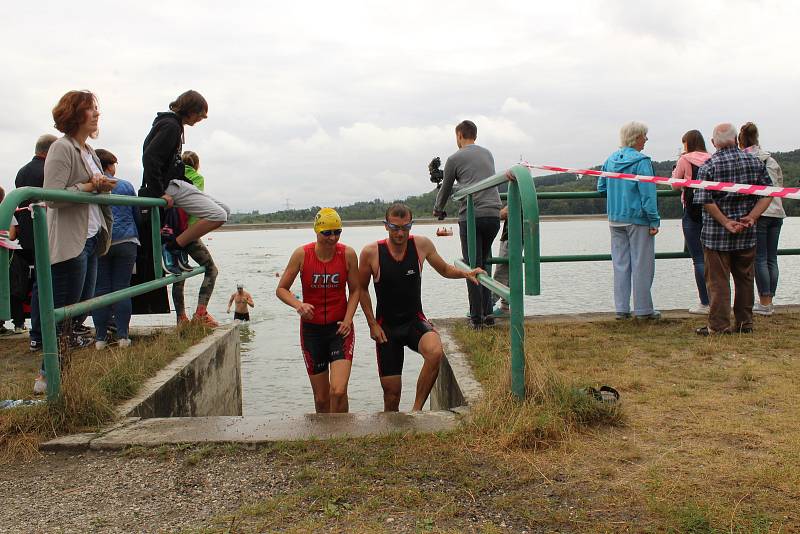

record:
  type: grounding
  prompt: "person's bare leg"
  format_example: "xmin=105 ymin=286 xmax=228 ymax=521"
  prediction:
xmin=176 ymin=219 xmax=224 ymax=248
xmin=380 ymin=376 xmax=402 ymax=411
xmin=412 ymin=331 xmax=443 ymax=411
xmin=328 ymin=359 xmax=352 ymax=413
xmin=308 ymin=371 xmax=331 ymax=413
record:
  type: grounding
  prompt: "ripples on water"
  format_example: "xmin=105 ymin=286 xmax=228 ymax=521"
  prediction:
xmin=129 ymin=219 xmax=800 ymax=415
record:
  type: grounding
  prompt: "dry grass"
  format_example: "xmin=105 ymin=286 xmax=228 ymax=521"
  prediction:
xmin=453 ymin=313 xmax=800 ymax=532
xmin=0 ymin=324 xmax=209 ymax=462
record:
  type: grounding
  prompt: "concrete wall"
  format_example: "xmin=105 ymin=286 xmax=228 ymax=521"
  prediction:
xmin=430 ymin=326 xmax=484 ymax=411
xmin=117 ymin=325 xmax=242 ymax=418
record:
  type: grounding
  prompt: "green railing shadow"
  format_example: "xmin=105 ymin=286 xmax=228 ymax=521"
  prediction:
xmin=0 ymin=187 xmax=205 ymax=400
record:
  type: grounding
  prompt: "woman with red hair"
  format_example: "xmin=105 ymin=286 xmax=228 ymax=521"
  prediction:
xmin=33 ymin=90 xmax=115 ymax=394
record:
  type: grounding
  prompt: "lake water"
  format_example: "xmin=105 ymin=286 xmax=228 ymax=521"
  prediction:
xmin=133 ymin=219 xmax=800 ymax=416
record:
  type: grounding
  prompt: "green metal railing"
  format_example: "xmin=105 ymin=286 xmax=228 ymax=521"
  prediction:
xmin=452 ymin=167 xmax=800 ymax=400
xmin=0 ymin=187 xmax=205 ymax=400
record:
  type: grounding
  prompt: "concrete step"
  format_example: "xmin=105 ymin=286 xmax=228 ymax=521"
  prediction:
xmin=42 ymin=411 xmax=462 ymax=451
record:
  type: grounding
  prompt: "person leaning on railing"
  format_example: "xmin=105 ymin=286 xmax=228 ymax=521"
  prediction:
xmin=597 ymin=121 xmax=661 ymax=321
xmin=90 ymin=149 xmax=140 ymax=349
xmin=33 ymin=90 xmax=115 ymax=395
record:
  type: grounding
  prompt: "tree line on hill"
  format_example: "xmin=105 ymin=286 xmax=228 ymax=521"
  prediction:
xmin=229 ymin=149 xmax=800 ymax=224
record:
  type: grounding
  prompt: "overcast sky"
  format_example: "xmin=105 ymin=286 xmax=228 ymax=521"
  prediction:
xmin=1 ymin=1 xmax=797 ymax=213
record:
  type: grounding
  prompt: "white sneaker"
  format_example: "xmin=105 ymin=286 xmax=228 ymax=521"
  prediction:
xmin=33 ymin=375 xmax=47 ymax=395
xmin=117 ymin=338 xmax=131 ymax=348
xmin=753 ymin=302 xmax=774 ymax=316
xmin=95 ymin=340 xmax=108 ymax=350
xmin=688 ymin=303 xmax=710 ymax=315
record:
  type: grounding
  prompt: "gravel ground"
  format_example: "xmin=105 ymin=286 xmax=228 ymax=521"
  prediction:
xmin=0 ymin=449 xmax=292 ymax=533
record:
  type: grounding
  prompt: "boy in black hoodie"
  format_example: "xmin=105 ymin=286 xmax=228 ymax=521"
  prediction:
xmin=141 ymin=90 xmax=229 ymax=326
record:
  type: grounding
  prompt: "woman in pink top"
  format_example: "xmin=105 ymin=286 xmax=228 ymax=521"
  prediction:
xmin=672 ymin=130 xmax=711 ymax=315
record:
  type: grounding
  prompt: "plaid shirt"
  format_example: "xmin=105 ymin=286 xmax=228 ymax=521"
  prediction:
xmin=693 ymin=147 xmax=770 ymax=251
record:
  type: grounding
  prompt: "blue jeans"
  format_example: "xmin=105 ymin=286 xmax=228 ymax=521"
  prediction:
xmin=41 ymin=236 xmax=99 ymax=370
xmin=610 ymin=224 xmax=655 ymax=316
xmin=459 ymin=217 xmax=500 ymax=323
xmin=92 ymin=242 xmax=138 ymax=340
xmin=755 ymin=216 xmax=783 ymax=297
xmin=682 ymin=214 xmax=709 ymax=305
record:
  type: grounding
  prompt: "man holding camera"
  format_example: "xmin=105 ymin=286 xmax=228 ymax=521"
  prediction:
xmin=433 ymin=120 xmax=501 ymax=329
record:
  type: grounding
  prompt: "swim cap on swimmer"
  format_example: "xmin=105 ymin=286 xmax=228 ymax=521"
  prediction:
xmin=314 ymin=208 xmax=342 ymax=234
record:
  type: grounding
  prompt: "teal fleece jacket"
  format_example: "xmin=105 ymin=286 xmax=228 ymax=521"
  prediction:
xmin=597 ymin=147 xmax=660 ymax=228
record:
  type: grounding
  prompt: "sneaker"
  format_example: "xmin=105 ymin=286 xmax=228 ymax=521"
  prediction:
xmin=161 ymin=244 xmax=181 ymax=275
xmin=192 ymin=311 xmax=220 ymax=328
xmin=176 ymin=250 xmax=193 ymax=272
xmin=73 ymin=324 xmax=91 ymax=336
xmin=95 ymin=340 xmax=108 ymax=350
xmin=615 ymin=312 xmax=632 ymax=320
xmin=688 ymin=303 xmax=710 ymax=315
xmin=492 ymin=305 xmax=510 ymax=318
xmin=13 ymin=325 xmax=28 ymax=334
xmin=30 ymin=339 xmax=42 ymax=352
xmin=483 ymin=315 xmax=496 ymax=327
xmin=467 ymin=320 xmax=484 ymax=331
xmin=117 ymin=338 xmax=132 ymax=348
xmin=635 ymin=311 xmax=661 ymax=321
xmin=753 ymin=302 xmax=774 ymax=316
xmin=33 ymin=375 xmax=47 ymax=395
xmin=69 ymin=336 xmax=94 ymax=350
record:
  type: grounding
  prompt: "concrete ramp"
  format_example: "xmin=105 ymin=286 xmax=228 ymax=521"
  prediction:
xmin=42 ymin=411 xmax=461 ymax=451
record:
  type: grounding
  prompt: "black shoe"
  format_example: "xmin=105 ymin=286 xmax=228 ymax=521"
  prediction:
xmin=483 ymin=315 xmax=496 ymax=327
xmin=73 ymin=324 xmax=91 ymax=336
xmin=176 ymin=249 xmax=193 ymax=272
xmin=695 ymin=326 xmax=731 ymax=336
xmin=468 ymin=321 xmax=485 ymax=331
xmin=737 ymin=325 xmax=753 ymax=334
xmin=30 ymin=339 xmax=42 ymax=352
xmin=615 ymin=313 xmax=632 ymax=320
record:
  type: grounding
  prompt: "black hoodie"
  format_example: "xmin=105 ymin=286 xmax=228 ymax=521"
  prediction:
xmin=140 ymin=112 xmax=190 ymax=197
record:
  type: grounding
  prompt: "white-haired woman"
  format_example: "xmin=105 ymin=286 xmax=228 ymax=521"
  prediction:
xmin=597 ymin=121 xmax=661 ymax=320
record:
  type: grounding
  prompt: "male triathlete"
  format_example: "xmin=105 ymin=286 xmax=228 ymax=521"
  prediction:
xmin=359 ymin=203 xmax=483 ymax=411
xmin=227 ymin=283 xmax=254 ymax=321
xmin=276 ymin=208 xmax=360 ymax=413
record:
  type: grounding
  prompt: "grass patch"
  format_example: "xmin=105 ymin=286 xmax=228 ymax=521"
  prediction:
xmin=0 ymin=323 xmax=209 ymax=462
xmin=455 ymin=323 xmax=623 ymax=449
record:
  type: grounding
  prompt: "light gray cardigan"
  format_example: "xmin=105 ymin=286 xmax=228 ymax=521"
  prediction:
xmin=43 ymin=136 xmax=113 ymax=264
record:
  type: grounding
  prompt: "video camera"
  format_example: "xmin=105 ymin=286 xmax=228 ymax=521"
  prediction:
xmin=428 ymin=157 xmax=447 ymax=220
xmin=428 ymin=157 xmax=444 ymax=188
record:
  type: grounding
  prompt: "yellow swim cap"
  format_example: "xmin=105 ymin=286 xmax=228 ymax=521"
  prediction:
xmin=314 ymin=208 xmax=342 ymax=233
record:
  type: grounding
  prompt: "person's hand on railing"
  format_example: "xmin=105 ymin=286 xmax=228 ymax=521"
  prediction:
xmin=96 ymin=176 xmax=117 ymax=193
xmin=161 ymin=193 xmax=174 ymax=209
xmin=465 ymin=267 xmax=486 ymax=284
xmin=505 ymin=169 xmax=517 ymax=182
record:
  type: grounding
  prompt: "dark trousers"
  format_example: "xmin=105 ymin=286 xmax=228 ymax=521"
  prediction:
xmin=682 ymin=213 xmax=709 ymax=305
xmin=41 ymin=236 xmax=98 ymax=371
xmin=459 ymin=217 xmax=500 ymax=323
xmin=92 ymin=242 xmax=138 ymax=340
xmin=704 ymin=246 xmax=755 ymax=333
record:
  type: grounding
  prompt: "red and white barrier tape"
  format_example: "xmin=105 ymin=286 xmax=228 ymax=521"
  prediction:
xmin=521 ymin=163 xmax=800 ymax=200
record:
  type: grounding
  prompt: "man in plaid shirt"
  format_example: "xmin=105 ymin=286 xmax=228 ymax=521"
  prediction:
xmin=693 ymin=123 xmax=773 ymax=335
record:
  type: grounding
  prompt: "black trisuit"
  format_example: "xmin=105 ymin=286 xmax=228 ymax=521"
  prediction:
xmin=374 ymin=236 xmax=435 ymax=376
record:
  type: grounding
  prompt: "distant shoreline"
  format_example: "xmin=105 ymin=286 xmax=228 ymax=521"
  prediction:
xmin=215 ymin=214 xmax=609 ymax=232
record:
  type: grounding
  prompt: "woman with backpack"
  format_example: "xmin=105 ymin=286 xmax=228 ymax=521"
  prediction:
xmin=672 ymin=129 xmax=711 ymax=315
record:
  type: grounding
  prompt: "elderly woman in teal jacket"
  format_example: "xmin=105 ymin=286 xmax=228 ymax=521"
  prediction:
xmin=597 ymin=121 xmax=661 ymax=320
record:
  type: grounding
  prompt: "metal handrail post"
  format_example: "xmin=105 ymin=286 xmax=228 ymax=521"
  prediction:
xmin=507 ymin=180 xmax=525 ymax=399
xmin=466 ymin=195 xmax=476 ymax=267
xmin=31 ymin=204 xmax=61 ymax=400
xmin=150 ymin=208 xmax=163 ymax=278
xmin=509 ymin=165 xmax=541 ymax=296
